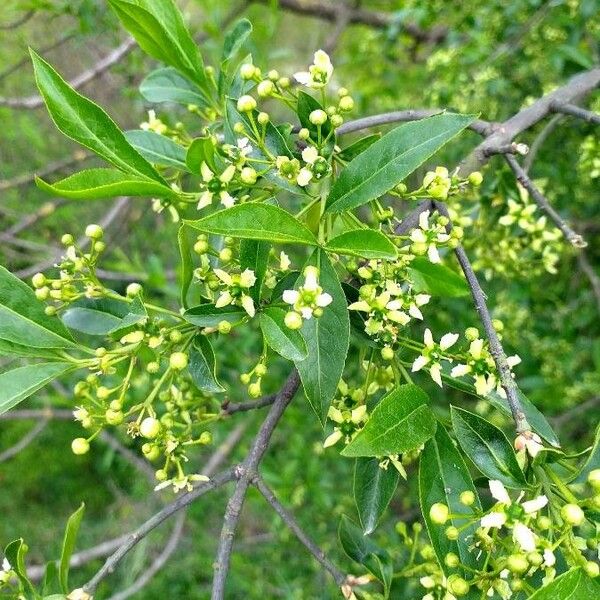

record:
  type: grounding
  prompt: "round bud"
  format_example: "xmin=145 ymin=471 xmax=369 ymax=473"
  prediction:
xmin=45 ymin=305 xmax=57 ymax=316
xmin=298 ymin=128 xmax=310 ymax=140
xmin=194 ymin=240 xmax=209 ymax=254
xmin=110 ymin=399 xmax=122 ymax=411
xmin=169 ymin=351 xmax=188 ymax=371
xmin=233 ymin=122 xmax=246 ymax=134
xmin=255 ymin=363 xmax=267 ymax=377
xmin=85 ymin=224 xmax=103 ymax=240
xmin=126 ymin=283 xmax=142 ymax=297
xmin=468 ymin=171 xmax=483 ymax=186
xmin=155 ymin=469 xmax=168 ymax=481
xmin=309 ymin=109 xmax=327 ymax=125
xmin=147 ymin=361 xmax=160 ymax=374
xmin=95 ymin=241 xmax=106 ymax=253
xmin=412 ymin=522 xmax=422 ymax=533
xmin=527 ymin=552 xmax=543 ymax=567
xmin=561 ymin=503 xmax=585 ymax=526
xmin=537 ymin=515 xmax=552 ymax=530
xmin=199 ymin=431 xmax=212 ymax=444
xmin=237 ymin=95 xmax=257 ymax=112
xmin=381 ymin=346 xmax=394 ymax=361
xmin=465 ymin=327 xmax=480 ymax=341
xmin=445 ymin=553 xmax=459 ymax=568
xmin=507 ymin=554 xmax=529 ymax=574
xmin=61 ymin=233 xmax=74 ymax=245
xmin=585 ymin=561 xmax=600 ymax=578
xmin=71 ymin=438 xmax=90 ymax=455
xmin=592 ymin=495 xmax=600 ymax=510
xmin=337 ymin=87 xmax=349 ymax=97
xmin=313 ymin=307 xmax=323 ymax=318
xmin=268 ymin=69 xmax=279 ymax=81
xmin=284 ymin=311 xmax=303 ymax=330
xmin=240 ymin=373 xmax=251 ymax=384
xmin=95 ymin=347 xmax=107 ymax=358
xmin=31 ymin=273 xmax=46 ymax=288
xmin=276 ymin=76 xmax=289 ymax=88
xmin=447 ymin=575 xmax=470 ymax=597
xmin=510 ymin=579 xmax=523 ymax=592
xmin=445 ymin=526 xmax=459 ymax=540
xmin=257 ymin=111 xmax=269 ymax=125
xmin=105 ymin=409 xmax=123 ymax=425
xmin=240 ymin=167 xmax=258 ymax=185
xmin=429 ymin=502 xmax=449 ymax=524
xmin=257 ymin=80 xmax=275 ymax=97
xmin=140 ymin=417 xmax=161 ymax=439
xmin=219 ymin=247 xmax=233 ymax=262
xmin=169 ymin=330 xmax=183 ymax=343
xmin=492 ymin=319 xmax=504 ymax=332
xmin=142 ymin=444 xmax=160 ymax=461
xmin=338 ymin=96 xmax=354 ymax=112
xmin=240 ymin=63 xmax=255 ymax=79
xmin=96 ymin=386 xmax=110 ymax=400
xmin=330 ymin=114 xmax=344 ymax=128
xmin=248 ymin=382 xmax=261 ymax=398
xmin=588 ymin=469 xmax=600 ymax=491
xmin=460 ymin=490 xmax=476 ymax=506
xmin=35 ymin=287 xmax=50 ymax=300
xmin=218 ymin=320 xmax=232 ymax=334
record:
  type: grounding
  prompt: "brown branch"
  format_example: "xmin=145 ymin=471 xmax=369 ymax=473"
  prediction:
xmin=220 ymin=393 xmax=277 ymax=415
xmin=394 ymin=200 xmax=434 ymax=236
xmin=211 ymin=370 xmax=301 ymax=599
xmin=0 ymin=420 xmax=48 ymax=463
xmin=551 ymin=101 xmax=600 ymax=125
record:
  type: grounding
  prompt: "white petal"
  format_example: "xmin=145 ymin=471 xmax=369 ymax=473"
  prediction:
xmin=489 ymin=480 xmax=511 ymax=504
xmin=513 ymin=522 xmax=537 ymax=552
xmin=429 ymin=363 xmax=443 ymax=387
xmin=239 ymin=268 xmax=257 ymax=288
xmin=385 ymin=299 xmax=402 ymax=311
xmin=525 ymin=437 xmax=544 ymax=458
xmin=282 ymin=289 xmax=300 ymax=305
xmin=316 ymin=292 xmax=333 ymax=307
xmin=469 ymin=338 xmax=484 ymax=359
xmin=481 ymin=511 xmax=507 ymax=528
xmin=351 ymin=405 xmax=367 ymax=422
xmin=215 ymin=291 xmax=232 ymax=308
xmin=219 ymin=191 xmax=235 ymax=208
xmin=323 ymin=430 xmax=343 ymax=448
xmin=412 ymin=355 xmax=429 ymax=372
xmin=303 ymin=266 xmax=319 ymax=290
xmin=300 ymin=307 xmax=313 ymax=319
xmin=419 ymin=210 xmax=430 ymax=230
xmin=348 ymin=300 xmax=370 ymax=312
xmin=423 ymin=328 xmax=434 ymax=348
xmin=280 ymin=251 xmax=291 ymax=270
xmin=301 ymin=146 xmax=319 ymax=164
xmin=522 ymin=495 xmax=548 ymax=514
xmin=297 ymin=168 xmax=313 ymax=187
xmin=220 ymin=164 xmax=236 ymax=183
xmin=241 ymin=294 xmax=255 ymax=318
xmin=328 ymin=406 xmax=344 ymax=423
xmin=410 ymin=229 xmax=427 ymax=243
xmin=507 ymin=355 xmax=521 ymax=368
xmin=293 ymin=71 xmax=311 ymax=85
xmin=474 ymin=374 xmax=489 ymax=397
xmin=313 ymin=49 xmax=332 ymax=71
xmin=197 ymin=190 xmax=213 ymax=209
xmin=440 ymin=332 xmax=459 ymax=350
xmin=408 ymin=304 xmax=423 ymax=320
xmin=387 ymin=310 xmax=410 ymax=325
xmin=543 ymin=549 xmax=556 ymax=567
xmin=200 ymin=162 xmax=214 ymax=181
xmin=427 ymin=244 xmax=441 ymax=264
xmin=451 ymin=364 xmax=471 ymax=378
xmin=415 ymin=294 xmax=431 ymax=306
xmin=213 ymin=269 xmax=232 ymax=285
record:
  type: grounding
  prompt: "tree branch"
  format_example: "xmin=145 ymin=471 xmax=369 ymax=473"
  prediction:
xmin=220 ymin=393 xmax=277 ymax=415
xmin=550 ymin=101 xmax=600 ymax=125
xmin=0 ymin=420 xmax=48 ymax=463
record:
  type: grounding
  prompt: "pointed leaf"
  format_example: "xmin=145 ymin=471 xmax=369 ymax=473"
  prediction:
xmin=259 ymin=307 xmax=308 ymax=362
xmin=573 ymin=422 xmax=600 ymax=484
xmin=528 ymin=568 xmax=600 ymax=599
xmin=240 ymin=239 xmax=270 ymax=304
xmin=325 ymin=229 xmax=397 ymax=260
xmin=408 ymin=257 xmax=469 ymax=297
xmin=4 ymin=539 xmax=35 ymax=594
xmin=140 ymin=67 xmax=209 ymax=106
xmin=178 ymin=224 xmax=194 ymax=309
xmin=183 ymin=303 xmax=247 ymax=327
xmin=125 ymin=130 xmax=189 ymax=170
xmin=189 ymin=335 xmax=225 ymax=393
xmin=59 ymin=503 xmax=85 ymax=593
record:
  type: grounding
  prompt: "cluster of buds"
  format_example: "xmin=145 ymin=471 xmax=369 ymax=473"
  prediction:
xmin=323 ymin=380 xmax=367 ymax=447
xmin=214 ymin=268 xmax=257 ymax=318
xmin=240 ymin=359 xmax=268 ymax=398
xmin=394 ymin=167 xmax=483 ymax=202
xmin=282 ymin=266 xmax=333 ymax=329
xmin=408 ymin=210 xmax=461 ymax=263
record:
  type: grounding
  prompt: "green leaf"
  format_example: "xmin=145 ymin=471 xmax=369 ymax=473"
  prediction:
xmin=408 ymin=257 xmax=470 ymax=297
xmin=178 ymin=224 xmax=194 ymax=309
xmin=326 ymin=113 xmax=474 ymax=213
xmin=188 ymin=335 xmax=225 ymax=393
xmin=259 ymin=307 xmax=308 ymax=362
xmin=183 ymin=303 xmax=247 ymax=327
xmin=338 ymin=515 xmax=393 ymax=597
xmin=419 ymin=424 xmax=482 ymax=577
xmin=42 ymin=560 xmax=60 ymax=596
xmin=450 ymin=406 xmax=527 ymax=488
xmin=59 ymin=503 xmax=85 ymax=593
xmin=573 ymin=422 xmax=600 ymax=484
xmin=186 ymin=203 xmax=318 ymax=245
xmin=338 ymin=134 xmax=381 ymax=161
xmin=0 ymin=338 xmax=64 ymax=359
xmin=4 ymin=539 xmax=35 ymax=594
xmin=528 ymin=568 xmax=600 ymax=599
xmin=222 ymin=19 xmax=253 ymax=63
xmin=239 ymin=239 xmax=270 ymax=304
xmin=325 ymin=229 xmax=397 ymax=260
xmin=0 ymin=362 xmax=74 ymax=416
xmin=108 ymin=0 xmax=206 ymax=86
xmin=0 ymin=265 xmax=76 ymax=349
xmin=36 ymin=168 xmax=176 ymax=200
xmin=186 ymin=137 xmax=216 ymax=174
xmin=140 ymin=67 xmax=209 ymax=106
xmin=342 ymin=385 xmax=437 ymax=457
xmin=354 ymin=457 xmax=400 ymax=535
xmin=294 ymin=250 xmax=350 ymax=424
xmin=30 ymin=50 xmax=165 ymax=184
xmin=125 ymin=130 xmax=189 ymax=171
xmin=61 ymin=297 xmax=147 ymax=336
xmin=297 ymin=91 xmax=334 ymax=152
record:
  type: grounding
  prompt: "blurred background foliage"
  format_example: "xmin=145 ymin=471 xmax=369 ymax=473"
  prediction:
xmin=0 ymin=0 xmax=599 ymax=598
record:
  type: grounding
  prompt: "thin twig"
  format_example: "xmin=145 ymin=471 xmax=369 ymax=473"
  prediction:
xmin=577 ymin=252 xmax=600 ymax=314
xmin=504 ymin=154 xmax=586 ymax=247
xmin=253 ymin=476 xmax=346 ymax=585
xmin=0 ymin=420 xmax=48 ymax=463
xmin=523 ymin=114 xmax=563 ymax=173
xmin=394 ymin=200 xmax=434 ymax=236
xmin=220 ymin=393 xmax=277 ymax=415
xmin=550 ymin=101 xmax=600 ymax=125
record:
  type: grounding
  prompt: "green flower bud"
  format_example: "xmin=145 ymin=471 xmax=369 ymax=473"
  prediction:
xmin=507 ymin=554 xmax=529 ymax=574
xmin=61 ymin=233 xmax=74 ymax=245
xmin=298 ymin=128 xmax=310 ymax=140
xmin=194 ymin=240 xmax=209 ymax=254
xmin=240 ymin=373 xmax=251 ymax=384
xmin=561 ymin=503 xmax=585 ymax=526
xmin=85 ymin=224 xmax=103 ymax=240
xmin=460 ymin=490 xmax=476 ymax=506
xmin=445 ymin=526 xmax=459 ymax=540
xmin=330 ymin=114 xmax=344 ymax=128
xmin=142 ymin=444 xmax=160 ymax=461
xmin=95 ymin=241 xmax=106 ymax=253
xmin=218 ymin=320 xmax=232 ymax=334
xmin=309 ymin=109 xmax=327 ymax=125
xmin=465 ymin=327 xmax=479 ymax=341
xmin=240 ymin=167 xmax=258 ymax=185
xmin=110 ymin=399 xmax=122 ymax=411
xmin=140 ymin=417 xmax=161 ymax=439
xmin=447 ymin=574 xmax=470 ymax=597
xmin=233 ymin=122 xmax=246 ymax=134
xmin=445 ymin=553 xmax=460 ymax=568
xmin=255 ymin=363 xmax=267 ymax=377
xmin=105 ymin=409 xmax=124 ymax=425
xmin=257 ymin=112 xmax=269 ymax=125
xmin=240 ymin=63 xmax=255 ymax=79
xmin=155 ymin=468 xmax=168 ymax=481
xmin=126 ymin=283 xmax=142 ymax=297
xmin=381 ymin=346 xmax=394 ymax=361
xmin=219 ymin=247 xmax=233 ymax=262
xmin=237 ymin=95 xmax=257 ymax=112
xmin=268 ymin=70 xmax=279 ymax=81
xmin=284 ymin=311 xmax=303 ymax=330
xmin=585 ymin=561 xmax=600 ymax=578
xmin=257 ymin=80 xmax=275 ymax=97
xmin=248 ymin=382 xmax=262 ymax=398
xmin=492 ymin=319 xmax=504 ymax=332
xmin=527 ymin=552 xmax=543 ymax=567
xmin=430 ymin=502 xmax=449 ymax=524
xmin=35 ymin=287 xmax=50 ymax=300
xmin=588 ymin=469 xmax=600 ymax=491
xmin=169 ymin=351 xmax=188 ymax=371
xmin=96 ymin=386 xmax=110 ymax=399
xmin=147 ymin=361 xmax=160 ymax=374
xmin=338 ymin=95 xmax=354 ymax=112
xmin=468 ymin=171 xmax=483 ymax=186
xmin=71 ymin=438 xmax=90 ymax=455
xmin=45 ymin=305 xmax=57 ymax=316
xmin=537 ymin=515 xmax=552 ymax=530
xmin=278 ymin=76 xmax=290 ymax=88
xmin=199 ymin=431 xmax=212 ymax=444
xmin=31 ymin=273 xmax=46 ymax=288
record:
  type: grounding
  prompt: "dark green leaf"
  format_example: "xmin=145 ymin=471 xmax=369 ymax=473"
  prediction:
xmin=338 ymin=134 xmax=381 ymax=161
xmin=0 ymin=338 xmax=64 ymax=359
xmin=239 ymin=239 xmax=270 ymax=304
xmin=326 ymin=113 xmax=474 ymax=213
xmin=259 ymin=307 xmax=308 ymax=362
xmin=4 ymin=539 xmax=35 ymax=594
xmin=528 ymin=568 xmax=600 ymax=599
xmin=270 ymin=271 xmax=300 ymax=302
xmin=419 ymin=424 xmax=482 ymax=576
xmin=408 ymin=257 xmax=470 ymax=297
xmin=183 ymin=303 xmax=247 ymax=327
xmin=342 ymin=385 xmax=437 ymax=457
xmin=30 ymin=50 xmax=165 ymax=183
xmin=186 ymin=137 xmax=216 ymax=174
xmin=59 ymin=503 xmax=85 ymax=593
xmin=294 ymin=250 xmax=349 ymax=424
xmin=186 ymin=203 xmax=318 ymax=245
xmin=325 ymin=229 xmax=397 ymax=260
xmin=354 ymin=457 xmax=399 ymax=534
xmin=178 ymin=224 xmax=194 ymax=309
xmin=451 ymin=406 xmax=527 ymax=488
xmin=573 ymin=422 xmax=600 ymax=484
xmin=125 ymin=130 xmax=189 ymax=171
xmin=189 ymin=335 xmax=225 ymax=393
xmin=140 ymin=67 xmax=209 ymax=106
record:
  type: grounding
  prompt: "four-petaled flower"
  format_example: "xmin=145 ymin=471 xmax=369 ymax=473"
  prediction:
xmin=409 ymin=210 xmax=451 ymax=263
xmin=140 ymin=109 xmax=167 ymax=134
xmin=283 ymin=266 xmax=333 ymax=325
xmin=197 ymin=162 xmax=236 ymax=210
xmin=155 ymin=473 xmax=210 ymax=493
xmin=412 ymin=328 xmax=459 ymax=386
xmin=323 ymin=404 xmax=367 ymax=447
xmin=422 ymin=166 xmax=452 ymax=200
xmin=294 ymin=49 xmax=333 ymax=88
xmin=214 ymin=268 xmax=257 ymax=317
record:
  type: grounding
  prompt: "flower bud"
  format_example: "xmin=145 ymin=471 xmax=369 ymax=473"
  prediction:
xmin=584 ymin=561 xmax=600 ymax=578
xmin=95 ymin=241 xmax=106 ymax=253
xmin=105 ymin=409 xmax=123 ymax=425
xmin=194 ymin=239 xmax=209 ymax=254
xmin=338 ymin=87 xmax=349 ymax=97
xmin=140 ymin=417 xmax=161 ymax=439
xmin=155 ymin=469 xmax=168 ymax=481
xmin=255 ymin=363 xmax=267 ymax=377
xmin=257 ymin=80 xmax=275 ymax=97
xmin=199 ymin=431 xmax=212 ymax=444
xmin=381 ymin=346 xmax=394 ymax=361
xmin=460 ymin=490 xmax=476 ymax=506
xmin=240 ymin=373 xmax=251 ymax=384
xmin=240 ymin=167 xmax=258 ymax=185
xmin=338 ymin=96 xmax=354 ymax=112
xmin=330 ymin=114 xmax=344 ymax=128
xmin=298 ymin=128 xmax=310 ymax=140
xmin=240 ymin=63 xmax=255 ymax=79
xmin=248 ymin=382 xmax=262 ymax=398
xmin=527 ymin=552 xmax=543 ymax=566
xmin=169 ymin=351 xmax=188 ymax=371
xmin=309 ymin=109 xmax=327 ymax=125
xmin=284 ymin=311 xmax=303 ymax=330
xmin=429 ymin=502 xmax=449 ymax=524
xmin=537 ymin=515 xmax=551 ymax=530
xmin=468 ymin=171 xmax=483 ymax=186
xmin=445 ymin=553 xmax=459 ymax=568
xmin=71 ymin=438 xmax=90 ymax=455
xmin=445 ymin=526 xmax=459 ymax=540
xmin=126 ymin=282 xmax=142 ymax=297
xmin=31 ymin=273 xmax=46 ymax=288
xmin=218 ymin=320 xmax=232 ymax=334
xmin=507 ymin=554 xmax=529 ymax=574
xmin=447 ymin=575 xmax=470 ymax=596
xmin=561 ymin=503 xmax=585 ymax=526
xmin=147 ymin=361 xmax=160 ymax=374
xmin=35 ymin=287 xmax=50 ymax=300
xmin=219 ymin=247 xmax=233 ymax=262
xmin=142 ymin=444 xmax=160 ymax=461
xmin=268 ymin=70 xmax=279 ymax=81
xmin=85 ymin=224 xmax=103 ymax=240
xmin=278 ymin=76 xmax=290 ymax=88
xmin=233 ymin=122 xmax=246 ymax=134
xmin=588 ymin=469 xmax=600 ymax=491
xmin=257 ymin=112 xmax=269 ymax=125
xmin=237 ymin=95 xmax=257 ymax=112
xmin=61 ymin=234 xmax=74 ymax=245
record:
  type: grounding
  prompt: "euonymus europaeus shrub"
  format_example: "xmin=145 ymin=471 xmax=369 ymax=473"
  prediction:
xmin=1 ymin=1 xmax=599 ymax=599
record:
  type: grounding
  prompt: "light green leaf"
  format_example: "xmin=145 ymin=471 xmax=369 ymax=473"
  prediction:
xmin=188 ymin=335 xmax=225 ymax=393
xmin=0 ymin=265 xmax=76 ymax=349
xmin=354 ymin=457 xmax=400 ymax=535
xmin=240 ymin=239 xmax=270 ymax=304
xmin=186 ymin=203 xmax=318 ymax=245
xmin=528 ymin=568 xmax=600 ymax=599
xmin=178 ymin=224 xmax=194 ymax=309
xmin=0 ymin=362 xmax=73 ymax=416
xmin=326 ymin=113 xmax=474 ymax=213
xmin=140 ymin=67 xmax=209 ymax=106
xmin=325 ymin=229 xmax=397 ymax=260
xmin=4 ymin=539 xmax=35 ymax=594
xmin=186 ymin=137 xmax=215 ymax=174
xmin=259 ymin=307 xmax=308 ymax=362
xmin=36 ymin=169 xmax=176 ymax=200
xmin=342 ymin=385 xmax=437 ymax=457
xmin=408 ymin=257 xmax=470 ymax=297
xmin=183 ymin=303 xmax=247 ymax=327
xmin=419 ymin=424 xmax=482 ymax=577
xmin=573 ymin=422 xmax=600 ymax=484
xmin=59 ymin=503 xmax=85 ymax=594
xmin=339 ymin=134 xmax=381 ymax=161
xmin=30 ymin=50 xmax=165 ymax=184
xmin=221 ymin=19 xmax=253 ymax=64
xmin=451 ymin=406 xmax=527 ymax=488
xmin=294 ymin=250 xmax=350 ymax=424
xmin=125 ymin=130 xmax=189 ymax=170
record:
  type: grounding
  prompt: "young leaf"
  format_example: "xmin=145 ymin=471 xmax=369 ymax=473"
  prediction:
xmin=408 ymin=257 xmax=470 ymax=297
xmin=354 ymin=457 xmax=400 ymax=535
xmin=218 ymin=19 xmax=252 ymax=96
xmin=125 ymin=130 xmax=189 ymax=171
xmin=178 ymin=224 xmax=194 ymax=309
xmin=36 ymin=169 xmax=176 ymax=200
xmin=186 ymin=137 xmax=216 ymax=174
xmin=4 ymin=539 xmax=35 ymax=594
xmin=419 ymin=424 xmax=482 ymax=576
xmin=140 ymin=67 xmax=209 ymax=106
xmin=30 ymin=50 xmax=165 ymax=184
xmin=183 ymin=303 xmax=247 ymax=327
xmin=450 ymin=406 xmax=527 ymax=488
xmin=186 ymin=203 xmax=318 ymax=245
xmin=59 ymin=503 xmax=85 ymax=593
xmin=342 ymin=385 xmax=437 ymax=457
xmin=325 ymin=229 xmax=398 ymax=260
xmin=573 ymin=422 xmax=600 ymax=484
xmin=259 ymin=307 xmax=308 ymax=362
xmin=189 ymin=335 xmax=225 ymax=393
xmin=294 ymin=250 xmax=350 ymax=424
xmin=326 ymin=113 xmax=475 ymax=213
xmin=108 ymin=0 xmax=207 ymax=86
xmin=0 ymin=265 xmax=76 ymax=349
xmin=0 ymin=362 xmax=73 ymax=416
xmin=528 ymin=568 xmax=600 ymax=599
xmin=239 ymin=239 xmax=270 ymax=304
xmin=338 ymin=515 xmax=393 ymax=596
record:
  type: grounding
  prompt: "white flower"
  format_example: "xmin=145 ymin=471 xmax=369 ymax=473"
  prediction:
xmin=297 ymin=167 xmax=313 ymax=186
xmin=294 ymin=49 xmax=333 ymax=88
xmin=411 ymin=328 xmax=458 ymax=387
xmin=481 ymin=511 xmax=507 ymax=528
xmin=543 ymin=548 xmax=556 ymax=567
xmin=513 ymin=522 xmax=537 ymax=552
xmin=197 ymin=162 xmax=236 ymax=209
xmin=283 ymin=266 xmax=333 ymax=325
xmin=140 ymin=109 xmax=167 ymax=134
xmin=323 ymin=404 xmax=367 ymax=447
xmin=212 ymin=268 xmax=257 ymax=317
xmin=154 ymin=473 xmax=209 ymax=493
xmin=279 ymin=251 xmax=291 ymax=271
xmin=514 ymin=431 xmax=544 ymax=458
xmin=302 ymin=146 xmax=319 ymax=164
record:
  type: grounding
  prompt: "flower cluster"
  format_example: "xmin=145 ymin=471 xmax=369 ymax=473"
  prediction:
xmin=283 ymin=266 xmax=333 ymax=329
